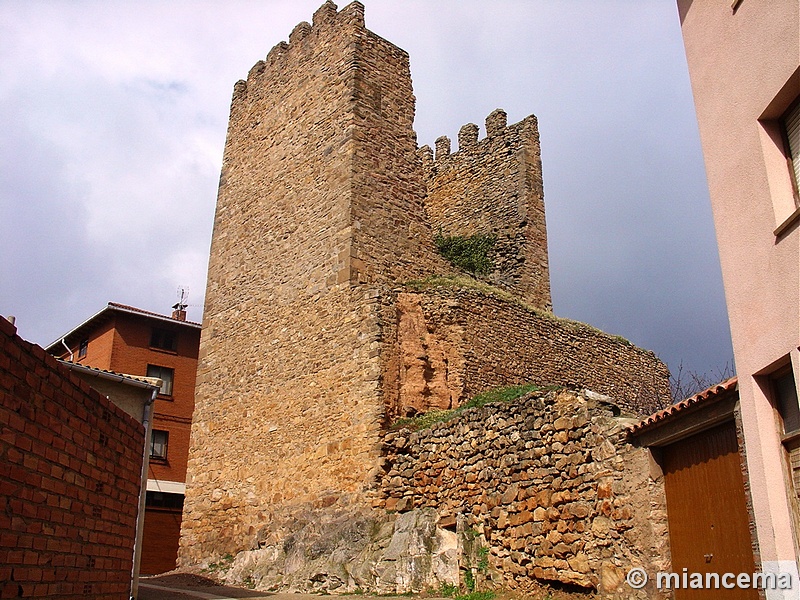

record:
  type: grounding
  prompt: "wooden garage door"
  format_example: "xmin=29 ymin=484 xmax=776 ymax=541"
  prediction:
xmin=662 ymin=420 xmax=757 ymax=599
xmin=140 ymin=507 xmax=183 ymax=575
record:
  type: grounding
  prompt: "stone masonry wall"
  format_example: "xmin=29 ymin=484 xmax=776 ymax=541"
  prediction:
xmin=0 ymin=317 xmax=145 ymax=600
xmin=183 ymin=287 xmax=387 ymax=564
xmin=181 ymin=1 xmax=444 ymax=565
xmin=382 ymin=284 xmax=671 ymax=419
xmin=182 ymin=0 xmax=674 ymax=585
xmin=422 ymin=111 xmax=550 ymax=309
xmin=375 ymin=389 xmax=671 ymax=599
xmin=348 ymin=4 xmax=447 ymax=285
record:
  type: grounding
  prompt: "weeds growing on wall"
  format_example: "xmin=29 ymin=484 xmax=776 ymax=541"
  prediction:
xmin=201 ymin=553 xmax=234 ymax=576
xmin=434 ymin=232 xmax=497 ymax=276
xmin=391 ymin=382 xmax=548 ymax=431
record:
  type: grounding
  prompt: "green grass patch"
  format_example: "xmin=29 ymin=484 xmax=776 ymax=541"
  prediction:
xmin=391 ymin=383 xmax=545 ymax=431
xmin=466 ymin=383 xmax=541 ymax=409
xmin=476 ymin=547 xmax=489 ymax=572
xmin=463 ymin=570 xmax=476 ymax=593
xmin=436 ymin=583 xmax=459 ymax=597
xmin=434 ymin=233 xmax=497 ymax=276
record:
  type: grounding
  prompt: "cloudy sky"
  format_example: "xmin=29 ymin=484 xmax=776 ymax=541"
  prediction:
xmin=0 ymin=0 xmax=733 ymax=386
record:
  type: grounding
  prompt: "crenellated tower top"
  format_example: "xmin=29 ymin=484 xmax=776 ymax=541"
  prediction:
xmin=421 ymin=109 xmax=550 ymax=309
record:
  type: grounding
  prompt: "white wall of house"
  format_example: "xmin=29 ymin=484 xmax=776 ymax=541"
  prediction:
xmin=677 ymin=0 xmax=800 ymax=595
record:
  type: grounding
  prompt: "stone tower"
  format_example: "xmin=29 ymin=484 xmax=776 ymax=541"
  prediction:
xmin=179 ymin=0 xmax=669 ymax=571
xmin=423 ymin=110 xmax=551 ymax=309
xmin=179 ymin=0 xmax=446 ymax=561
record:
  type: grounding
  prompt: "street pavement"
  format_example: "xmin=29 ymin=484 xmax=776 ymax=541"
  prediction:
xmin=137 ymin=574 xmax=315 ymax=600
xmin=136 ymin=574 xmax=424 ymax=600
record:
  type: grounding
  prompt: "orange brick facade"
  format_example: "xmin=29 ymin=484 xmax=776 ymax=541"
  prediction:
xmin=48 ymin=304 xmax=200 ymax=575
xmin=0 ymin=316 xmax=145 ymax=600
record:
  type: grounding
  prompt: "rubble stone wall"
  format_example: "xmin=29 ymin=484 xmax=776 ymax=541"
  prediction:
xmin=375 ymin=389 xmax=671 ymax=599
xmin=382 ymin=285 xmax=671 ymax=418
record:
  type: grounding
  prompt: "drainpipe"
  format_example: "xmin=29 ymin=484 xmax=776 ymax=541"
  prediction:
xmin=61 ymin=338 xmax=73 ymax=362
xmin=130 ymin=388 xmax=157 ymax=600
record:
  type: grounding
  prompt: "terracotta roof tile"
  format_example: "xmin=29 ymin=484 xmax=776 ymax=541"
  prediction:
xmin=58 ymin=360 xmax=161 ymax=389
xmin=628 ymin=376 xmax=738 ymax=435
xmin=46 ymin=301 xmax=201 ymax=352
xmin=107 ymin=302 xmax=201 ymax=327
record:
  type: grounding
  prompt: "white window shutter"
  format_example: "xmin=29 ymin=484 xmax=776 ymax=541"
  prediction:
xmin=786 ymin=102 xmax=800 ymax=189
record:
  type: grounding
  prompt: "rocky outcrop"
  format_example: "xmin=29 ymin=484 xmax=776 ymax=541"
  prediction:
xmin=222 ymin=503 xmax=458 ymax=594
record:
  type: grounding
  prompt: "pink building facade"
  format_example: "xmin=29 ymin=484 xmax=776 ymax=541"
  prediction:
xmin=677 ymin=0 xmax=800 ymax=594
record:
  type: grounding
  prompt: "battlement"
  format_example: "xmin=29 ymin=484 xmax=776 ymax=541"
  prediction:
xmin=183 ymin=1 xmax=443 ymax=562
xmin=233 ymin=1 xmax=368 ymax=104
xmin=420 ymin=109 xmax=537 ymax=165
xmin=422 ymin=110 xmax=551 ymax=309
xmin=181 ymin=2 xmax=669 ymax=588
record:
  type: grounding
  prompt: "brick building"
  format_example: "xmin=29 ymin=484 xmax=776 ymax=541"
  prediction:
xmin=1 ymin=315 xmax=148 ymax=599
xmin=47 ymin=302 xmax=200 ymax=575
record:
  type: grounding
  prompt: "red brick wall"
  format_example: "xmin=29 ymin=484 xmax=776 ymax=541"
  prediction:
xmin=0 ymin=317 xmax=145 ymax=600
xmin=77 ymin=319 xmax=116 ymax=371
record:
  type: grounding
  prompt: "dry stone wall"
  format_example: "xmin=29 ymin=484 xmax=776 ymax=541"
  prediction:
xmin=382 ymin=285 xmax=671 ymax=418
xmin=422 ymin=111 xmax=550 ymax=309
xmin=375 ymin=389 xmax=671 ymax=599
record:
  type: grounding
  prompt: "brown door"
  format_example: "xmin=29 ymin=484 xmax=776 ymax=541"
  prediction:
xmin=662 ymin=420 xmax=758 ymax=599
xmin=140 ymin=506 xmax=183 ymax=575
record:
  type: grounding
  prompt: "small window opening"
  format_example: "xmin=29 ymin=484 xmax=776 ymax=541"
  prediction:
xmin=781 ymin=99 xmax=800 ymax=208
xmin=146 ymin=364 xmax=174 ymax=397
xmin=150 ymin=429 xmax=169 ymax=460
xmin=150 ymin=328 xmax=178 ymax=352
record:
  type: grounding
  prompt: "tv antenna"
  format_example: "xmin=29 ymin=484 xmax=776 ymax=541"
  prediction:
xmin=173 ymin=286 xmax=189 ymax=312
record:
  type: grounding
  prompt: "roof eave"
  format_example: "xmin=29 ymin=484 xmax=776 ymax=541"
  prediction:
xmin=45 ymin=302 xmax=201 ymax=353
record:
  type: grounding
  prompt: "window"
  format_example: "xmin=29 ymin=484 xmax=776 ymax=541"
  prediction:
xmin=150 ymin=327 xmax=178 ymax=352
xmin=146 ymin=364 xmax=174 ymax=397
xmin=781 ymin=99 xmax=800 ymax=207
xmin=775 ymin=366 xmax=800 ymax=435
xmin=145 ymin=491 xmax=184 ymax=510
xmin=150 ymin=429 xmax=169 ymax=460
xmin=78 ymin=339 xmax=88 ymax=359
xmin=758 ymin=73 xmax=800 ymax=233
xmin=770 ymin=364 xmax=800 ymax=543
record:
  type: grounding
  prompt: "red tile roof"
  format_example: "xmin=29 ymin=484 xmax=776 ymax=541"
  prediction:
xmin=59 ymin=360 xmax=161 ymax=390
xmin=628 ymin=376 xmax=738 ymax=435
xmin=45 ymin=301 xmax=201 ymax=353
xmin=107 ymin=302 xmax=201 ymax=326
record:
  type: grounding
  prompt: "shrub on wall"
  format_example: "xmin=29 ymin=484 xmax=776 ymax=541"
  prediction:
xmin=434 ymin=232 xmax=497 ymax=276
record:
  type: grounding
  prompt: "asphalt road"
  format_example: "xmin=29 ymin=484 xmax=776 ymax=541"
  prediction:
xmin=136 ymin=574 xmax=419 ymax=600
xmin=137 ymin=574 xmax=298 ymax=600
